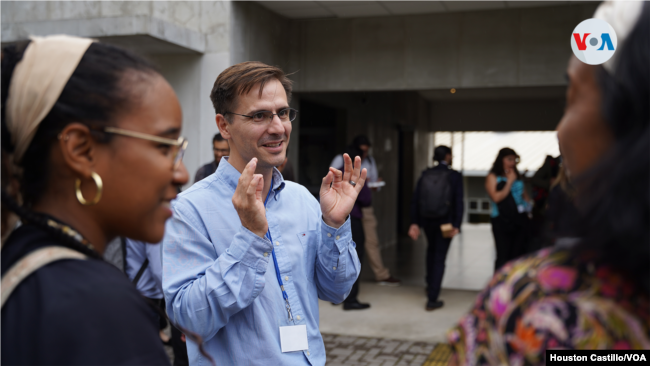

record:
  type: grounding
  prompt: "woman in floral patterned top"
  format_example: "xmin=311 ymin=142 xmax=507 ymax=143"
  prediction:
xmin=448 ymin=2 xmax=650 ymax=364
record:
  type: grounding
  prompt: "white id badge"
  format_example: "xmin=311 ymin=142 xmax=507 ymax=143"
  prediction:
xmin=279 ymin=325 xmax=309 ymax=353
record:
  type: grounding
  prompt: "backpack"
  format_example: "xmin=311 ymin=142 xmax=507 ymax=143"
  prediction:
xmin=418 ymin=168 xmax=452 ymax=219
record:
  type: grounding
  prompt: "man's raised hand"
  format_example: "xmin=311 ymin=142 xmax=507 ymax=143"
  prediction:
xmin=319 ymin=153 xmax=368 ymax=228
xmin=232 ymin=158 xmax=268 ymax=238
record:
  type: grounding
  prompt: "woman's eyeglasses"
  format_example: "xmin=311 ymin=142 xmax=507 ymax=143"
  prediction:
xmin=103 ymin=127 xmax=188 ymax=170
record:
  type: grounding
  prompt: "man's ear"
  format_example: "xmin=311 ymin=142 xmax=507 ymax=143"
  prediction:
xmin=216 ymin=114 xmax=231 ymax=140
xmin=57 ymin=123 xmax=98 ymax=179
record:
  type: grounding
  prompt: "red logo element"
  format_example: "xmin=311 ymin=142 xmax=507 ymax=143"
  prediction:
xmin=573 ymin=33 xmax=590 ymax=51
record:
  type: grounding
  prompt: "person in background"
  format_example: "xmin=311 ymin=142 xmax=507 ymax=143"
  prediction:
xmin=124 ymin=240 xmax=168 ymax=342
xmin=194 ymin=133 xmax=229 ymax=183
xmin=126 ymin=239 xmax=189 ymax=366
xmin=277 ymin=146 xmax=295 ymax=181
xmin=485 ymin=147 xmax=531 ymax=272
xmin=330 ymin=135 xmax=401 ymax=286
xmin=545 ymin=163 xmax=583 ymax=249
xmin=448 ymin=2 xmax=650 ymax=364
xmin=339 ymin=145 xmax=372 ymax=310
xmin=1 ymin=36 xmax=188 ymax=365
xmin=409 ymin=145 xmax=464 ymax=311
xmin=529 ymin=155 xmax=560 ymax=251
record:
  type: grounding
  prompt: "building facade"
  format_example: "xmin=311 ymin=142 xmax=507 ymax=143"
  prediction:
xmin=2 ymin=1 xmax=597 ymax=246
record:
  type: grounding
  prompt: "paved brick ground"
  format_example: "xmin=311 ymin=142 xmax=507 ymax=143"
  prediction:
xmin=164 ymin=333 xmax=451 ymax=366
xmin=322 ymin=333 xmax=438 ymax=366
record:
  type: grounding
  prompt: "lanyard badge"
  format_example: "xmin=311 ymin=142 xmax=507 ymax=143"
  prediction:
xmin=264 ymin=178 xmax=309 ymax=354
xmin=264 ymin=178 xmax=293 ymax=323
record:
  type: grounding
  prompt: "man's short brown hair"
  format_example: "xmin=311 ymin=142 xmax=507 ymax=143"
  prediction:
xmin=209 ymin=61 xmax=293 ymax=122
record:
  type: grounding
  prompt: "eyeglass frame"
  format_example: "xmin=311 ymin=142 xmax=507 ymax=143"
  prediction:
xmin=103 ymin=126 xmax=188 ymax=170
xmin=223 ymin=107 xmax=298 ymax=123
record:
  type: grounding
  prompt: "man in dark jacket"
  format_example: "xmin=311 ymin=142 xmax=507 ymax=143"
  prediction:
xmin=408 ymin=145 xmax=464 ymax=311
xmin=193 ymin=133 xmax=229 ymax=184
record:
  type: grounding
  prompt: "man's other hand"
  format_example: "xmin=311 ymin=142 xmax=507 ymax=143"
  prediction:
xmin=320 ymin=154 xmax=367 ymax=228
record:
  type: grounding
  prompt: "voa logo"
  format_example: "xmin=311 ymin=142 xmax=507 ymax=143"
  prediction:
xmin=571 ymin=18 xmax=617 ymax=65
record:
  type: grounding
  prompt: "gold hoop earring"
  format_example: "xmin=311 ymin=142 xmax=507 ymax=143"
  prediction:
xmin=75 ymin=172 xmax=103 ymax=206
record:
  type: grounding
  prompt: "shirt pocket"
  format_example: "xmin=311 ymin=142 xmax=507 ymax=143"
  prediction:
xmin=297 ymin=230 xmax=318 ymax=283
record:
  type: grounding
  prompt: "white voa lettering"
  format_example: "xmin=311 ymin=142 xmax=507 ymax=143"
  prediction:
xmin=640 ymin=354 xmax=647 ymax=361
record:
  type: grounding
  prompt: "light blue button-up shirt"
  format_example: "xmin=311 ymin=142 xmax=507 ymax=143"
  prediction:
xmin=163 ymin=158 xmax=361 ymax=366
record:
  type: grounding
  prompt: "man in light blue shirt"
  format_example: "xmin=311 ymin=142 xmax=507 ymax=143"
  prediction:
xmin=163 ymin=61 xmax=368 ymax=366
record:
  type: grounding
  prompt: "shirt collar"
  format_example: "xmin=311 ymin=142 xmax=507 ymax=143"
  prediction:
xmin=216 ymin=157 xmax=286 ymax=200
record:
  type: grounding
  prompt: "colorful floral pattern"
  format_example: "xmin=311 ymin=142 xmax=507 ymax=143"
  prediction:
xmin=447 ymin=248 xmax=650 ymax=365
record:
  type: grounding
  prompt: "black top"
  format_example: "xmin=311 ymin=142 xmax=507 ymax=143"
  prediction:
xmin=1 ymin=222 xmax=170 ymax=365
xmin=194 ymin=160 xmax=218 ymax=184
xmin=410 ymin=163 xmax=464 ymax=229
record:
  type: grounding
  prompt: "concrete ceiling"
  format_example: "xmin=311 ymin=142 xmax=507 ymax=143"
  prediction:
xmin=255 ymin=1 xmax=590 ymax=19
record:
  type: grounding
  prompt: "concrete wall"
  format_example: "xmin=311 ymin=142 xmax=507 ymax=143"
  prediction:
xmin=1 ymin=1 xmax=231 ymax=54
xmin=230 ymin=2 xmax=291 ymax=69
xmin=289 ymin=3 xmax=598 ymax=92
xmin=230 ymin=1 xmax=299 ymax=177
xmin=149 ymin=53 xmax=230 ymax=183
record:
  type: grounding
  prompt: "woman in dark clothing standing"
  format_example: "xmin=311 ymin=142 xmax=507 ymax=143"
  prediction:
xmin=1 ymin=36 xmax=189 ymax=365
xmin=485 ymin=148 xmax=531 ymax=271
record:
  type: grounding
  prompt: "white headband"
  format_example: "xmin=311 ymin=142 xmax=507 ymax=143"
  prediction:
xmin=5 ymin=35 xmax=93 ymax=163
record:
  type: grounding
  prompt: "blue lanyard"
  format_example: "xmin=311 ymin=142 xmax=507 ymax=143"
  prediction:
xmin=264 ymin=178 xmax=293 ymax=323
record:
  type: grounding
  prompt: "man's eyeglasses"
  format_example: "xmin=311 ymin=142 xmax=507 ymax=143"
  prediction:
xmin=224 ymin=108 xmax=298 ymax=123
xmin=103 ymin=127 xmax=188 ymax=170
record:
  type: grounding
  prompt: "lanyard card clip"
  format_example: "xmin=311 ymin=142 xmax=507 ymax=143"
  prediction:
xmin=285 ymin=298 xmax=294 ymax=322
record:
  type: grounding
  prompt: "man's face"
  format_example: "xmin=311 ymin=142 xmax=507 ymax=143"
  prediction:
xmin=213 ymin=140 xmax=229 ymax=163
xmin=359 ymin=144 xmax=369 ymax=159
xmin=225 ymin=79 xmax=291 ymax=171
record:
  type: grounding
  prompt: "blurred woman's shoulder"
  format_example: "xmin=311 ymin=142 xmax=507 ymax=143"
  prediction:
xmin=448 ymin=247 xmax=650 ymax=365
xmin=1 ymin=224 xmax=169 ymax=365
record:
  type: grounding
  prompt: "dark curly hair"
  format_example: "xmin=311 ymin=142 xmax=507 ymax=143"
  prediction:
xmin=488 ymin=147 xmax=521 ymax=179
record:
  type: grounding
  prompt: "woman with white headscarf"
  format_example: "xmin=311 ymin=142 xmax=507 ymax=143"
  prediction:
xmin=447 ymin=2 xmax=650 ymax=364
xmin=0 ymin=36 xmax=190 ymax=364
